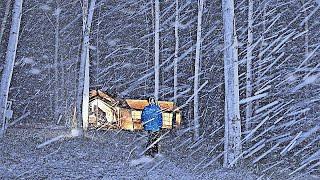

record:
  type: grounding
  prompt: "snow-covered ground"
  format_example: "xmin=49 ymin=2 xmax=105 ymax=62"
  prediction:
xmin=0 ymin=125 xmax=316 ymax=179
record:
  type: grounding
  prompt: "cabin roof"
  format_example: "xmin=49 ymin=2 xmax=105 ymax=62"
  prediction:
xmin=90 ymin=90 xmax=118 ymax=104
xmin=125 ymin=99 xmax=179 ymax=112
xmin=90 ymin=90 xmax=180 ymax=112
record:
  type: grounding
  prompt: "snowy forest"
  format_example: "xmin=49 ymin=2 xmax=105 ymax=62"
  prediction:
xmin=0 ymin=0 xmax=319 ymax=179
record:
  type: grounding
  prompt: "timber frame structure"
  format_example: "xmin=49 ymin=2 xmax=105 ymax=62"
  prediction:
xmin=88 ymin=90 xmax=182 ymax=131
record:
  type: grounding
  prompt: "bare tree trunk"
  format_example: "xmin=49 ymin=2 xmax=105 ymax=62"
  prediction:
xmin=173 ymin=0 xmax=179 ymax=103
xmin=194 ymin=0 xmax=204 ymax=140
xmin=0 ymin=0 xmax=12 ymax=46
xmin=302 ymin=0 xmax=309 ymax=59
xmin=222 ymin=0 xmax=242 ymax=168
xmin=76 ymin=0 xmax=96 ymax=133
xmin=95 ymin=5 xmax=101 ymax=88
xmin=154 ymin=0 xmax=160 ymax=101
xmin=255 ymin=2 xmax=267 ymax=113
xmin=144 ymin=0 xmax=151 ymax=96
xmin=245 ymin=0 xmax=253 ymax=131
xmin=54 ymin=5 xmax=61 ymax=121
xmin=0 ymin=0 xmax=23 ymax=137
xmin=75 ymin=0 xmax=88 ymax=133
xmin=304 ymin=21 xmax=308 ymax=59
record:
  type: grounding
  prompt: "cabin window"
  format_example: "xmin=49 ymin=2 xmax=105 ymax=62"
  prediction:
xmin=132 ymin=111 xmax=141 ymax=120
xmin=162 ymin=113 xmax=173 ymax=126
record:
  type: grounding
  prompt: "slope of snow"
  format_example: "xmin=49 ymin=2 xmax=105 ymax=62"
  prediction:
xmin=0 ymin=127 xmax=250 ymax=179
xmin=0 ymin=126 xmax=316 ymax=179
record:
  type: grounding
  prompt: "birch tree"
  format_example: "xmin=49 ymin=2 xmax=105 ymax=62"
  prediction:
xmin=222 ymin=0 xmax=242 ymax=168
xmin=0 ymin=0 xmax=23 ymax=136
xmin=154 ymin=0 xmax=160 ymax=101
xmin=54 ymin=3 xmax=61 ymax=121
xmin=194 ymin=0 xmax=204 ymax=140
xmin=173 ymin=0 xmax=179 ymax=103
xmin=75 ymin=0 xmax=96 ymax=133
xmin=245 ymin=0 xmax=253 ymax=131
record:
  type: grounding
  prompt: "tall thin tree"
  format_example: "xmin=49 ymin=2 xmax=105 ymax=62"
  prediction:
xmin=54 ymin=2 xmax=61 ymax=122
xmin=222 ymin=0 xmax=242 ymax=167
xmin=194 ymin=0 xmax=205 ymax=140
xmin=256 ymin=2 xmax=267 ymax=111
xmin=173 ymin=0 xmax=179 ymax=103
xmin=245 ymin=0 xmax=254 ymax=131
xmin=301 ymin=0 xmax=309 ymax=59
xmin=154 ymin=0 xmax=160 ymax=101
xmin=0 ymin=0 xmax=23 ymax=136
xmin=75 ymin=0 xmax=96 ymax=133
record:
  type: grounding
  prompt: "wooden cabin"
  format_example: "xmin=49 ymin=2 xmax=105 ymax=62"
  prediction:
xmin=89 ymin=90 xmax=182 ymax=131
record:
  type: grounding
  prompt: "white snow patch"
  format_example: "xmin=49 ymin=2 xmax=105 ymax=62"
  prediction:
xmin=39 ymin=4 xmax=51 ymax=11
xmin=53 ymin=8 xmax=62 ymax=16
xmin=154 ymin=153 xmax=164 ymax=159
xmin=287 ymin=108 xmax=311 ymax=116
xmin=71 ymin=128 xmax=83 ymax=137
xmin=303 ymin=75 xmax=318 ymax=84
xmin=22 ymin=57 xmax=35 ymax=64
xmin=255 ymin=101 xmax=279 ymax=114
xmin=107 ymin=39 xmax=119 ymax=47
xmin=293 ymin=74 xmax=319 ymax=91
xmin=130 ymin=156 xmax=154 ymax=166
xmin=179 ymin=22 xmax=191 ymax=29
xmin=286 ymin=74 xmax=297 ymax=82
xmin=37 ymin=135 xmax=65 ymax=149
xmin=240 ymin=93 xmax=268 ymax=105
xmin=302 ymin=149 xmax=320 ymax=164
xmin=255 ymin=85 xmax=271 ymax=95
xmin=122 ymin=63 xmax=132 ymax=68
xmin=89 ymin=45 xmax=96 ymax=50
xmin=29 ymin=68 xmax=41 ymax=75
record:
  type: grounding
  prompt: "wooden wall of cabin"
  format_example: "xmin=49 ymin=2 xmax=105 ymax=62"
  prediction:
xmin=131 ymin=110 xmax=143 ymax=130
xmin=119 ymin=108 xmax=134 ymax=131
xmin=89 ymin=98 xmax=118 ymax=128
xmin=175 ymin=112 xmax=181 ymax=128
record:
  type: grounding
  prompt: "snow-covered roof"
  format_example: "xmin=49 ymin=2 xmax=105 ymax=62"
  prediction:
xmin=89 ymin=90 xmax=119 ymax=104
xmin=125 ymin=99 xmax=179 ymax=112
xmin=90 ymin=90 xmax=180 ymax=112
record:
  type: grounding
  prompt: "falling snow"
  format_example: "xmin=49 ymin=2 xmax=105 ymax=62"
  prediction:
xmin=0 ymin=0 xmax=319 ymax=179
